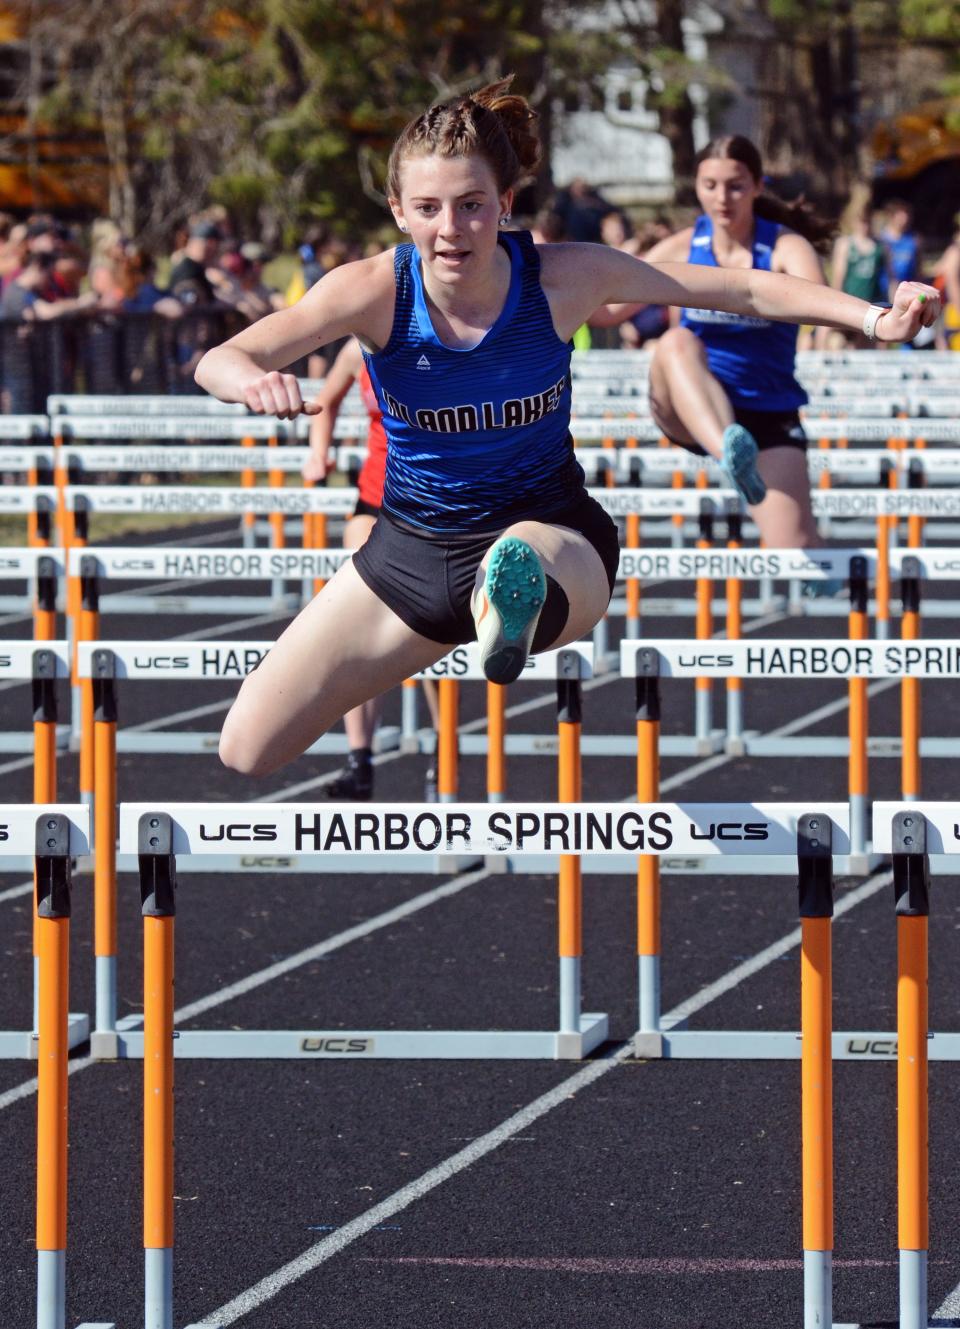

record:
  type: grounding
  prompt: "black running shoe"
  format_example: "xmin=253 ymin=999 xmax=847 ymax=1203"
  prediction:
xmin=323 ymin=763 xmax=373 ymax=801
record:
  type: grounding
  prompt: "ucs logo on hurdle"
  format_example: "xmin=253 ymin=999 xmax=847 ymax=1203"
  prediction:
xmin=188 ymin=808 xmax=773 ymax=854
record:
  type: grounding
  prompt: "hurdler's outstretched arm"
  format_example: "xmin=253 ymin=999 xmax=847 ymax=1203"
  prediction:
xmin=194 ymin=251 xmax=397 ymax=417
xmin=540 ymin=243 xmax=940 ymax=346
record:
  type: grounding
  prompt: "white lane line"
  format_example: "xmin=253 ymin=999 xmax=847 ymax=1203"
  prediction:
xmin=188 ymin=870 xmax=891 ymax=1326
xmin=933 ymin=1282 xmax=960 ymax=1325
xmin=0 ymin=879 xmax=32 ymax=904
xmin=169 ymin=608 xmax=284 ymax=641
xmin=663 ymin=870 xmax=892 ymax=1030
xmin=766 ymin=676 xmax=898 ymax=741
xmin=0 ymin=754 xmax=32 ymax=777
xmin=188 ymin=1045 xmax=634 ymax=1325
xmin=0 ymin=1054 xmax=95 ymax=1113
xmin=174 ymin=865 xmax=493 ymax=1024
xmin=128 ymin=697 xmax=232 ymax=734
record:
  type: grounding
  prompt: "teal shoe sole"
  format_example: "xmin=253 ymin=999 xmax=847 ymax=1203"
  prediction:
xmin=721 ymin=424 xmax=767 ymax=505
xmin=481 ymin=538 xmax=546 ymax=684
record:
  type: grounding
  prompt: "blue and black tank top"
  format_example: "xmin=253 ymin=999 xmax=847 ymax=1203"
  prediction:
xmin=363 ymin=230 xmax=583 ymax=532
xmin=679 ymin=214 xmax=807 ymax=413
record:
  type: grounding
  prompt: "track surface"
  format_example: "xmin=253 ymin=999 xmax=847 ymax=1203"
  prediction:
xmin=2 ymin=521 xmax=960 ymax=1329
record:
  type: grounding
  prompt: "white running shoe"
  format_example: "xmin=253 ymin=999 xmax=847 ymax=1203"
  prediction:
xmin=474 ymin=537 xmax=546 ymax=685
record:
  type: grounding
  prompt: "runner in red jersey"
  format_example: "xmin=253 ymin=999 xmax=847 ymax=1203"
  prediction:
xmin=305 ymin=338 xmax=437 ymax=798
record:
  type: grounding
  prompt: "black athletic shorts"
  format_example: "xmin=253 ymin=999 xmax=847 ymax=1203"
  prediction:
xmin=665 ymin=407 xmax=807 ymax=457
xmin=351 ymin=491 xmax=620 ymax=645
xmin=352 ymin=497 xmax=380 ymax=519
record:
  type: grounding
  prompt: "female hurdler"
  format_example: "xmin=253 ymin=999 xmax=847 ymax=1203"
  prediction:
xmin=196 ymin=80 xmax=939 ymax=778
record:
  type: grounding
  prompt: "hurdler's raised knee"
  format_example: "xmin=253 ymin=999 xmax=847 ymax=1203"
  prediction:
xmin=218 ymin=724 xmax=277 ymax=778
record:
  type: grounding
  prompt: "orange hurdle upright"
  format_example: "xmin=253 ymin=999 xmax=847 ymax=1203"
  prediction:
xmin=694 ymin=495 xmax=714 ymax=753
xmin=35 ymin=815 xmax=73 ymax=1329
xmin=724 ymin=505 xmax=744 ymax=751
xmin=437 ymin=678 xmax=459 ymax=803
xmin=847 ymin=556 xmax=870 ymax=857
xmin=635 ymin=648 xmax=661 ymax=1040
xmin=34 ymin=555 xmax=58 ymax=643
xmin=486 ymin=682 xmax=506 ymax=802
xmin=900 ymin=557 xmax=922 ymax=802
xmin=32 ymin=649 xmax=59 ymax=1038
xmin=557 ymin=661 xmax=583 ymax=1037
xmin=892 ymin=810 xmax=929 ymax=1329
xmin=139 ymin=812 xmax=177 ymax=1328
xmin=875 ymin=458 xmax=895 ymax=641
xmin=240 ymin=432 xmax=256 ymax=546
xmin=623 ymin=447 xmax=642 ymax=639
xmin=906 ymin=449 xmax=926 ymax=550
xmin=92 ymin=650 xmax=119 ymax=1043
xmin=798 ymin=813 xmax=834 ymax=1328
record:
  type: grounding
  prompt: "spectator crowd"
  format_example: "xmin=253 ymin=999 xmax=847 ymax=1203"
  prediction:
xmin=1 ymin=182 xmax=959 ymax=411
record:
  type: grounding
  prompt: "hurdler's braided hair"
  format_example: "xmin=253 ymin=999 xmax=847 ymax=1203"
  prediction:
xmin=387 ymin=76 xmax=541 ymax=198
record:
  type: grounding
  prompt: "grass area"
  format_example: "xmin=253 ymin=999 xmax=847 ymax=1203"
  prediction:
xmin=0 ymin=511 xmax=230 ymax=545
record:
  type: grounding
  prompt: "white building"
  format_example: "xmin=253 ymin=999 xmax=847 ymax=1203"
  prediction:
xmin=550 ymin=2 xmax=725 ymax=204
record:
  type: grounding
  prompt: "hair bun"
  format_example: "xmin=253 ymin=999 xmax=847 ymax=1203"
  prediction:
xmin=470 ymin=76 xmax=541 ymax=181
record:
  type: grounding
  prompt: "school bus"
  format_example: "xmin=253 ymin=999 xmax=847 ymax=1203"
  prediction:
xmin=871 ymin=99 xmax=960 ymax=238
xmin=0 ymin=10 xmax=109 ymax=213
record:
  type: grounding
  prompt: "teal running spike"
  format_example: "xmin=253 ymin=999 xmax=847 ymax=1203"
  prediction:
xmin=803 ymin=577 xmax=845 ymax=600
xmin=475 ymin=537 xmax=546 ymax=685
xmin=721 ymin=423 xmax=766 ymax=506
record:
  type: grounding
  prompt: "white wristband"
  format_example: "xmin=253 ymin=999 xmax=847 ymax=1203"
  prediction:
xmin=862 ymin=303 xmax=891 ymax=339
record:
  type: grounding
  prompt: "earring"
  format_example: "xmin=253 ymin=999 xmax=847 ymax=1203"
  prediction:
xmin=397 ymin=221 xmax=407 ymax=232
xmin=498 ymin=214 xmax=511 ymax=228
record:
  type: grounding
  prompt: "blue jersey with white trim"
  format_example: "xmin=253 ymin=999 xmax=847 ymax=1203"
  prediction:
xmin=679 ymin=214 xmax=807 ymax=412
xmin=363 ymin=230 xmax=582 ymax=532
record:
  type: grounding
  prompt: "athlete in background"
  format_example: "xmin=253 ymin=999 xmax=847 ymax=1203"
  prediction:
xmin=304 ymin=338 xmax=438 ymax=800
xmin=195 ymin=82 xmax=939 ymax=779
xmin=598 ymin=136 xmax=836 ymax=551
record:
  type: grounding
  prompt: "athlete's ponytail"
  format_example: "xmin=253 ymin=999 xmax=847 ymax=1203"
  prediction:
xmin=387 ymin=76 xmax=541 ymax=198
xmin=695 ymin=135 xmax=836 ymax=253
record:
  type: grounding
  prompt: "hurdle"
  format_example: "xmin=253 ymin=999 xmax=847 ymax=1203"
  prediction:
xmin=0 ymin=442 xmax=57 ymax=611
xmin=62 ymin=484 xmax=358 ymax=759
xmin=621 ymin=631 xmax=960 ymax=871
xmin=47 ymin=392 xmax=248 ymax=417
xmin=0 ymin=641 xmax=69 ymax=770
xmin=106 ymin=802 xmax=625 ymax=1062
xmin=106 ymin=800 xmax=847 ymax=1329
xmin=69 ymin=540 xmax=347 ymax=626
xmin=79 ymin=642 xmax=594 ymax=1054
